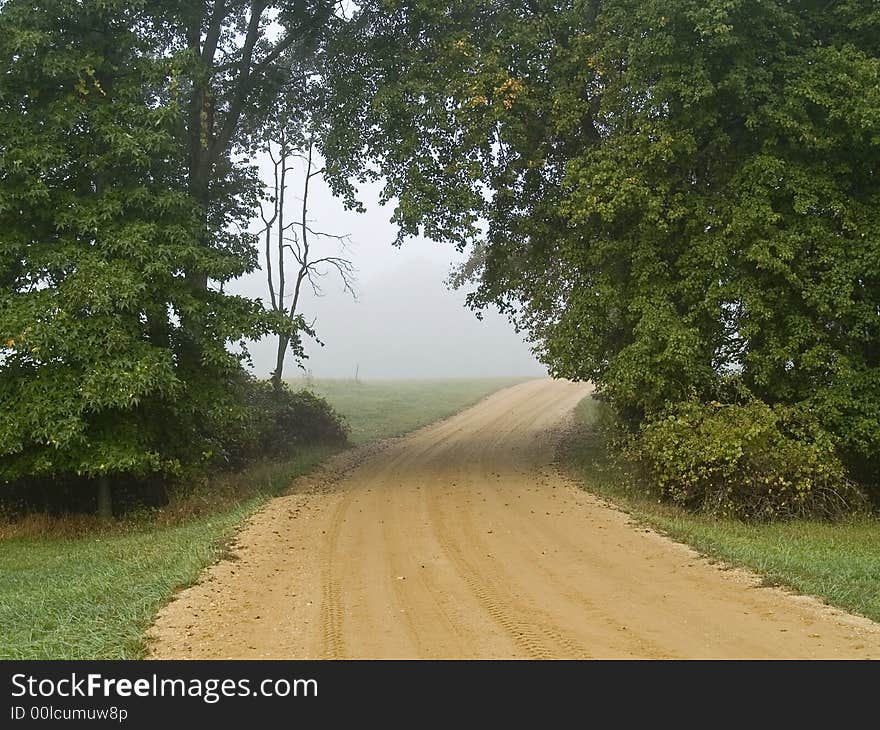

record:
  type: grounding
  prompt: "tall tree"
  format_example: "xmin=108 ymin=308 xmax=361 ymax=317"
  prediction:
xmin=0 ymin=0 xmax=196 ymax=506
xmin=0 ymin=0 xmax=329 ymax=509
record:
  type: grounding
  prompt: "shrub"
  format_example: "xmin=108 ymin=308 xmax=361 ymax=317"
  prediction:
xmin=193 ymin=376 xmax=349 ymax=469
xmin=246 ymin=382 xmax=349 ymax=459
xmin=632 ymin=399 xmax=867 ymax=521
xmin=207 ymin=378 xmax=347 ymax=466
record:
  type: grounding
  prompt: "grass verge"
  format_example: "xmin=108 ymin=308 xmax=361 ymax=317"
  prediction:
xmin=0 ymin=377 xmax=526 ymax=658
xmin=562 ymin=395 xmax=880 ymax=623
xmin=0 ymin=447 xmax=335 ymax=659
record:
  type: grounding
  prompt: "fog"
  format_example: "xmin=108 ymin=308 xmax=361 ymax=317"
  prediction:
xmin=229 ymin=167 xmax=547 ymax=380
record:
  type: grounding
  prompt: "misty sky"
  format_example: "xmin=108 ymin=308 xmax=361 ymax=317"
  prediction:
xmin=229 ymin=158 xmax=547 ymax=380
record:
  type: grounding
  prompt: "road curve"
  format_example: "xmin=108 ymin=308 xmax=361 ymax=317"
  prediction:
xmin=148 ymin=378 xmax=880 ymax=659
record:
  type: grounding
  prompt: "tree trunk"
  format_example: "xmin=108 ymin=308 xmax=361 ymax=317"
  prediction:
xmin=145 ymin=307 xmax=171 ymax=349
xmin=97 ymin=477 xmax=113 ymax=519
xmin=180 ymin=157 xmax=211 ymax=368
xmin=271 ymin=335 xmax=289 ymax=392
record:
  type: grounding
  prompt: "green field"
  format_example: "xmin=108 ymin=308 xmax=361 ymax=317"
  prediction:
xmin=294 ymin=377 xmax=531 ymax=444
xmin=0 ymin=377 xmax=526 ymax=659
xmin=565 ymin=395 xmax=880 ymax=624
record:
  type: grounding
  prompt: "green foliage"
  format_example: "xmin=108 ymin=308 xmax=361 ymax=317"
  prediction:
xmin=3 ymin=0 xmax=877 ymax=508
xmin=0 ymin=0 xmax=186 ymax=480
xmin=0 ymin=375 xmax=348 ymax=515
xmin=633 ymin=400 xmax=867 ymax=520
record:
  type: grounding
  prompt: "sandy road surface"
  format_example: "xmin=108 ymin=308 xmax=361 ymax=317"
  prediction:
xmin=148 ymin=379 xmax=880 ymax=659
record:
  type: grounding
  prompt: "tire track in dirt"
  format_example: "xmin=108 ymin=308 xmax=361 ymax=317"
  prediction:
xmin=458 ymin=401 xmax=670 ymax=658
xmin=319 ymin=490 xmax=351 ymax=659
xmin=319 ymin=412 xmax=487 ymax=658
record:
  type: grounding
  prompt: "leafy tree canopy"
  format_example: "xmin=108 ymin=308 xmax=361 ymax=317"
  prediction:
xmin=322 ymin=0 xmax=880 ymax=484
xmin=0 ymin=0 xmax=338 ymax=486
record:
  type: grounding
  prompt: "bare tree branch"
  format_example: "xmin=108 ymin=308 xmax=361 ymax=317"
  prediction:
xmin=209 ymin=0 xmax=267 ymax=162
xmin=304 ymin=226 xmax=352 ymax=242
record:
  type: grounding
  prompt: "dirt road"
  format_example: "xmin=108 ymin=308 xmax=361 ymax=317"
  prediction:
xmin=148 ymin=379 xmax=880 ymax=659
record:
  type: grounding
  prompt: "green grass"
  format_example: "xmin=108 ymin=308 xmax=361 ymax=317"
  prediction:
xmin=0 ymin=377 xmax=525 ymax=659
xmin=0 ymin=503 xmax=254 ymax=659
xmin=564 ymin=395 xmax=880 ymax=623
